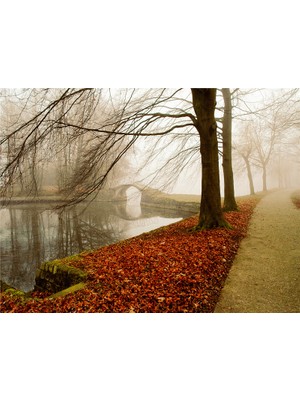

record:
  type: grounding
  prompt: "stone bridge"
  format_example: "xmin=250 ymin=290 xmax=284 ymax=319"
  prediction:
xmin=109 ymin=184 xmax=159 ymax=203
xmin=106 ymin=183 xmax=198 ymax=221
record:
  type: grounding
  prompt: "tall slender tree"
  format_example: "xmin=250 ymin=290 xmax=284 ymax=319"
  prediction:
xmin=221 ymin=88 xmax=238 ymax=211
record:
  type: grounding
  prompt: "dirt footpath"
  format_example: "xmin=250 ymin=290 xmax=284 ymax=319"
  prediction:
xmin=215 ymin=190 xmax=300 ymax=313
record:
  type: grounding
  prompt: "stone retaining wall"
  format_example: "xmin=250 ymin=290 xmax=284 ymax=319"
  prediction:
xmin=35 ymin=260 xmax=88 ymax=293
xmin=141 ymin=197 xmax=199 ymax=214
xmin=0 ymin=280 xmax=13 ymax=292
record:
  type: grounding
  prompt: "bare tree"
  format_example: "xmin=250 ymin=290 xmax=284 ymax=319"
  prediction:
xmin=232 ymin=88 xmax=300 ymax=193
xmin=233 ymin=121 xmax=256 ymax=195
xmin=0 ymin=89 xmax=132 ymax=198
xmin=220 ymin=88 xmax=238 ymax=211
xmin=191 ymin=89 xmax=229 ymax=229
xmin=0 ymin=88 xmax=232 ymax=230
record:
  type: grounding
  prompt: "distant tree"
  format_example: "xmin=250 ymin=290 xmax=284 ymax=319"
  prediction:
xmin=233 ymin=88 xmax=300 ymax=193
xmin=233 ymin=121 xmax=256 ymax=195
xmin=0 ymin=93 xmax=43 ymax=196
xmin=0 ymin=88 xmax=132 ymax=197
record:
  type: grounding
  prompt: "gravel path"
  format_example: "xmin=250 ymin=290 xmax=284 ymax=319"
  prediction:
xmin=215 ymin=190 xmax=300 ymax=312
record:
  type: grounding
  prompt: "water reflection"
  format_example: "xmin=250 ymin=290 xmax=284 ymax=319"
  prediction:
xmin=0 ymin=201 xmax=193 ymax=292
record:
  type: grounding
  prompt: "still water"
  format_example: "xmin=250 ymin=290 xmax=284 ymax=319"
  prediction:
xmin=0 ymin=200 xmax=194 ymax=292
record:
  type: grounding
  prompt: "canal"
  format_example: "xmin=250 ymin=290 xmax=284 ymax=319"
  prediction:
xmin=0 ymin=199 xmax=195 ymax=292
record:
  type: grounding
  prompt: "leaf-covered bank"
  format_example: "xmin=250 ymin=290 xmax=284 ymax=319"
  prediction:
xmin=1 ymin=198 xmax=259 ymax=313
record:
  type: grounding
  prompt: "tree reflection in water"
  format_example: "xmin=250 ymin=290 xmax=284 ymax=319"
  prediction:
xmin=0 ymin=201 xmax=192 ymax=292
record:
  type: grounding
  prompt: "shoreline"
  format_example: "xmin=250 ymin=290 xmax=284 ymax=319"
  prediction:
xmin=0 ymin=195 xmax=260 ymax=312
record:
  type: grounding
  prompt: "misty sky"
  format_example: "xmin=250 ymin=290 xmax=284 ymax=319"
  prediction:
xmin=132 ymin=88 xmax=300 ymax=196
xmin=0 ymin=88 xmax=299 ymax=197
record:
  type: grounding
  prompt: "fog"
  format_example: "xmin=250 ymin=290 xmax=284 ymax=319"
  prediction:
xmin=172 ymin=88 xmax=300 ymax=196
xmin=132 ymin=88 xmax=300 ymax=197
xmin=0 ymin=88 xmax=300 ymax=200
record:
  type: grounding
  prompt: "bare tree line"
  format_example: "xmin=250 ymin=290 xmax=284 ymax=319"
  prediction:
xmin=232 ymin=88 xmax=300 ymax=194
xmin=1 ymin=88 xmax=300 ymax=229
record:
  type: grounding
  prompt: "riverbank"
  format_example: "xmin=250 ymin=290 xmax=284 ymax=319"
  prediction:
xmin=1 ymin=194 xmax=261 ymax=312
xmin=0 ymin=196 xmax=64 ymax=205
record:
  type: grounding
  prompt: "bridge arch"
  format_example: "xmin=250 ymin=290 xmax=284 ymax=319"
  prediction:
xmin=111 ymin=184 xmax=145 ymax=202
xmin=109 ymin=184 xmax=144 ymax=220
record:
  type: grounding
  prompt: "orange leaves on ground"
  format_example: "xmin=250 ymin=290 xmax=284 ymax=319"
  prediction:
xmin=1 ymin=199 xmax=258 ymax=313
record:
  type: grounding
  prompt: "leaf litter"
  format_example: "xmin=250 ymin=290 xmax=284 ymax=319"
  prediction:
xmin=1 ymin=199 xmax=258 ymax=313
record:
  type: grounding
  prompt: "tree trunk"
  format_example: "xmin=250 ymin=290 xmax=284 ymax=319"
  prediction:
xmin=191 ymin=89 xmax=230 ymax=230
xmin=243 ymin=155 xmax=255 ymax=195
xmin=262 ymin=165 xmax=267 ymax=191
xmin=221 ymin=88 xmax=238 ymax=211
